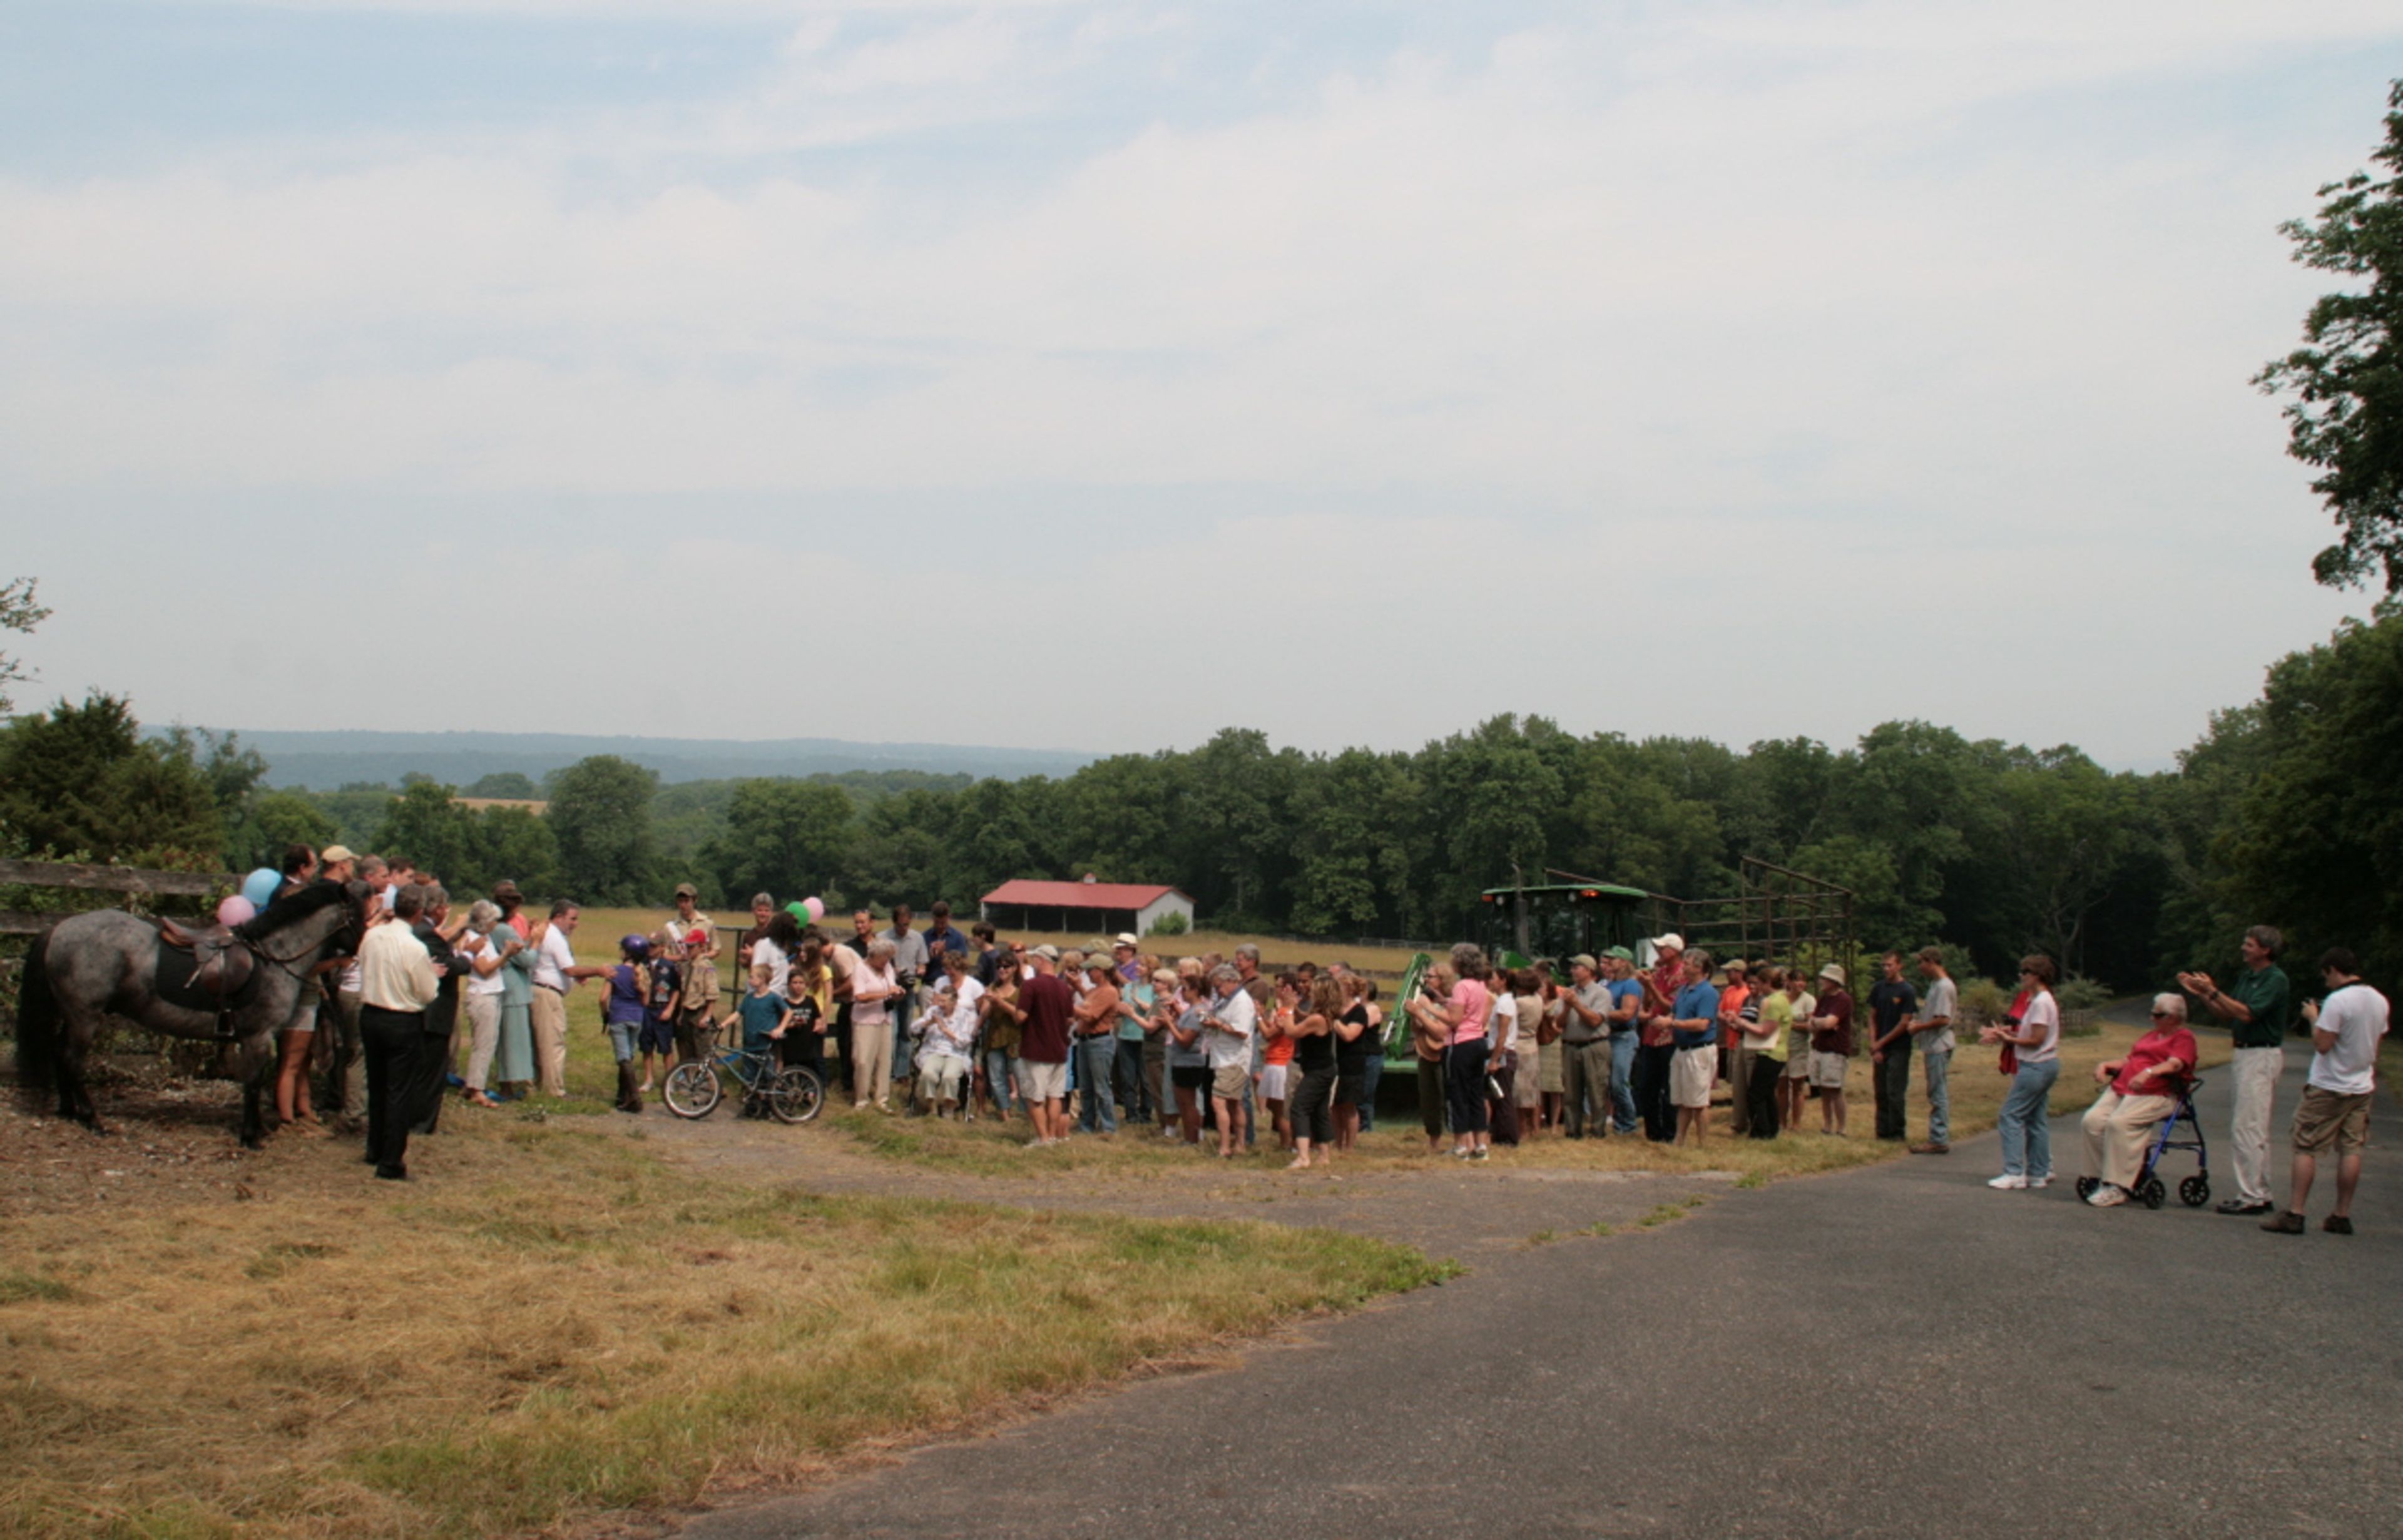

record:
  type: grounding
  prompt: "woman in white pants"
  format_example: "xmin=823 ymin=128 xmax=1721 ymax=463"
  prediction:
xmin=850 ymin=939 xmax=900 ymax=1108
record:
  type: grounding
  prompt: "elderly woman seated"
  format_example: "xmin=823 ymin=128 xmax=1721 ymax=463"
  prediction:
xmin=2079 ymin=993 xmax=2199 ymax=1208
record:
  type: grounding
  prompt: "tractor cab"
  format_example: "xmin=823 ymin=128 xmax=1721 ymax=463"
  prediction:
xmin=1474 ymin=880 xmax=1651 ymax=970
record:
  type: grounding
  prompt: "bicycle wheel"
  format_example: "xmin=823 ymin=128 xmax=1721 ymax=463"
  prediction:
xmin=768 ymin=1066 xmax=824 ymax=1124
xmin=663 ymin=1062 xmax=723 ymax=1119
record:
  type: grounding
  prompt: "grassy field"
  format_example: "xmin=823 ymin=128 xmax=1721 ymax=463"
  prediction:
xmin=799 ymin=1018 xmax=2234 ymax=1185
xmin=0 ymin=1111 xmax=1439 ymax=1539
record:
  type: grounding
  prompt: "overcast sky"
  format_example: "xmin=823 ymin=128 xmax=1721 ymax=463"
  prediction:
xmin=6 ymin=1 xmax=2399 ymax=770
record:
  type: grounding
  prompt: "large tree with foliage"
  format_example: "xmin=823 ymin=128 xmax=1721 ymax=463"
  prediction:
xmin=702 ymin=778 xmax=855 ymax=908
xmin=544 ymin=755 xmax=660 ymax=904
xmin=2258 ymin=80 xmax=2403 ymax=591
xmin=2213 ymin=605 xmax=2403 ymax=979
xmin=0 ymin=693 xmax=220 ymax=864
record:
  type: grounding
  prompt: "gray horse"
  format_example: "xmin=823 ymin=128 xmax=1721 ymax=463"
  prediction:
xmin=14 ymin=880 xmax=366 ymax=1148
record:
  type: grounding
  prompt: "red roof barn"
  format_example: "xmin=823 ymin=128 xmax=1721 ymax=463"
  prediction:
xmin=979 ymin=877 xmax=1196 ymax=937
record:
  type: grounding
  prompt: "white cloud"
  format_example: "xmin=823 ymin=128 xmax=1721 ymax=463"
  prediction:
xmin=6 ymin=0 xmax=2394 ymax=762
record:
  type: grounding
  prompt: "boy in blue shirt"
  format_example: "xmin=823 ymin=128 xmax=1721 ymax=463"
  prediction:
xmin=720 ymin=963 xmax=790 ymax=1119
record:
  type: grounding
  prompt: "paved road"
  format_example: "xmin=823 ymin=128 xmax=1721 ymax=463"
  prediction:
xmin=685 ymin=1053 xmax=2401 ymax=1539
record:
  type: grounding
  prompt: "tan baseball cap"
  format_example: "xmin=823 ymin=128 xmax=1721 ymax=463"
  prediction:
xmin=319 ymin=844 xmax=356 ymax=865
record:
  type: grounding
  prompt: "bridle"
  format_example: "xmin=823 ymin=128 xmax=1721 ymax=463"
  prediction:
xmin=247 ymin=892 xmax=367 ymax=979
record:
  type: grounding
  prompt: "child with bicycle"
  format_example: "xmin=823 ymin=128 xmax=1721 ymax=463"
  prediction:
xmin=718 ymin=963 xmax=791 ymax=1118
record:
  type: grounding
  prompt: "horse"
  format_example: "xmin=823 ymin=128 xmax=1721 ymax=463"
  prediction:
xmin=13 ymin=880 xmax=367 ymax=1148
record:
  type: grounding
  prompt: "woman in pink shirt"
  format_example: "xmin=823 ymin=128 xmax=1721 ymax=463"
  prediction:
xmin=1438 ymin=942 xmax=1494 ymax=1160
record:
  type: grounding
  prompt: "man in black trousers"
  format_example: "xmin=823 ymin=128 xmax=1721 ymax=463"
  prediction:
xmin=407 ymin=884 xmax=462 ymax=1136
xmin=357 ymin=883 xmax=440 ymax=1181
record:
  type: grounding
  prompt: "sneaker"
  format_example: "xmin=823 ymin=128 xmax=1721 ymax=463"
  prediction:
xmin=2261 ymin=1210 xmax=2307 ymax=1235
xmin=1024 ymin=1137 xmax=1048 ymax=1150
xmin=1471 ymin=1148 xmax=1489 ymax=1161
xmin=2026 ymin=1176 xmax=2053 ymax=1189
xmin=2322 ymin=1215 xmax=2354 ymax=1235
xmin=2086 ymin=1185 xmax=2126 ymax=1207
xmin=1987 ymin=1174 xmax=2028 ymax=1190
xmin=2217 ymin=1198 xmax=2274 ymax=1216
xmin=1909 ymin=1142 xmax=1950 ymax=1155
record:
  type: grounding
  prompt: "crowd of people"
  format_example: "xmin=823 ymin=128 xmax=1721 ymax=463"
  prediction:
xmin=245 ymin=846 xmax=2388 ymax=1231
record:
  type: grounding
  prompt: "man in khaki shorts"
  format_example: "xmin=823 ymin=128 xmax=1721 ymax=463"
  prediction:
xmin=1202 ymin=964 xmax=1257 ymax=1159
xmin=2263 ymin=948 xmax=2389 ymax=1236
xmin=1807 ymin=963 xmax=1855 ymax=1135
xmin=1666 ymin=949 xmax=1721 ymax=1147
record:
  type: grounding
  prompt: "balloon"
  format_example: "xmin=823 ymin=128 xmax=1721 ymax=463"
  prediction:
xmin=217 ymin=895 xmax=257 ymax=927
xmin=240 ymin=867 xmax=281 ymax=909
xmin=785 ymin=901 xmax=810 ymax=921
xmin=804 ymin=895 xmax=826 ymax=923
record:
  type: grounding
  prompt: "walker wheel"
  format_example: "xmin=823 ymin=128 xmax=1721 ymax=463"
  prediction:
xmin=2138 ymin=1176 xmax=2166 ymax=1210
xmin=2074 ymin=1177 xmax=2099 ymax=1201
xmin=2178 ymin=1174 xmax=2210 ymax=1208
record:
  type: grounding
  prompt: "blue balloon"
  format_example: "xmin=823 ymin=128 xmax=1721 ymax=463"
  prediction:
xmin=241 ymin=867 xmax=282 ymax=910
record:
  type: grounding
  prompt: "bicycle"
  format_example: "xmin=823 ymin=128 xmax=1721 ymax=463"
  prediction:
xmin=662 ymin=1031 xmax=824 ymax=1124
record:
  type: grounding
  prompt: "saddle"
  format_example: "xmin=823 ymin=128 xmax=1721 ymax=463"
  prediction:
xmin=155 ymin=917 xmax=260 ymax=1036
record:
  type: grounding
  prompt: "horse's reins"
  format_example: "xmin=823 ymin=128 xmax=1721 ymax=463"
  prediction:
xmin=243 ymin=902 xmax=364 ymax=980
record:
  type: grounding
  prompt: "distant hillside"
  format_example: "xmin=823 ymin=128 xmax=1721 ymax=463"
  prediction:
xmin=187 ymin=730 xmax=1098 ymax=790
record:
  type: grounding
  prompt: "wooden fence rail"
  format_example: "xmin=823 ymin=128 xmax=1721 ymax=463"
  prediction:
xmin=0 ymin=859 xmax=238 ymax=936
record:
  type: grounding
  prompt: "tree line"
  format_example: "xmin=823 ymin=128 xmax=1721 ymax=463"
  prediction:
xmin=5 ymin=603 xmax=2397 ymax=994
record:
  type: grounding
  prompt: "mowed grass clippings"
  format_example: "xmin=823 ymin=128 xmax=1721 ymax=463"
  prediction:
xmin=0 ymin=1120 xmax=1439 ymax=1539
xmin=828 ymin=1019 xmax=2233 ymax=1185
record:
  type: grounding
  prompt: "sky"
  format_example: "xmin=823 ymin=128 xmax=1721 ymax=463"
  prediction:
xmin=4 ymin=1 xmax=2400 ymax=772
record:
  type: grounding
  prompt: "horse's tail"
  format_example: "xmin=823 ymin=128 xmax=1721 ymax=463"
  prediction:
xmin=13 ymin=932 xmax=58 ymax=1096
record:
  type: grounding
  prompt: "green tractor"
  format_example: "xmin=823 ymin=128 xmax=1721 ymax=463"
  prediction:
xmin=1371 ymin=862 xmax=1856 ymax=1074
xmin=1369 ymin=880 xmax=1651 ymax=1069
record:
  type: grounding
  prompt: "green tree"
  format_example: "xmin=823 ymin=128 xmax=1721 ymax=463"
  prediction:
xmin=2214 ymin=605 xmax=2403 ymax=979
xmin=158 ymin=727 xmax=270 ymax=868
xmin=545 ymin=755 xmax=661 ymax=904
xmin=375 ymin=781 xmax=484 ymax=888
xmin=0 ymin=576 xmax=51 ymax=716
xmin=0 ymin=693 xmax=220 ymax=863
xmin=702 ymin=778 xmax=853 ymax=907
xmin=477 ymin=806 xmax=560 ymax=900
xmin=239 ymin=790 xmax=341 ymax=870
xmin=1286 ymin=748 xmax=1417 ymax=936
xmin=2258 ymin=80 xmax=2403 ymax=591
xmin=466 ymin=771 xmax=539 ymax=798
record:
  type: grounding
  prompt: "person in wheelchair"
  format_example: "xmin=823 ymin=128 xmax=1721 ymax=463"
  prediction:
xmin=2080 ymin=994 xmax=2200 ymax=1207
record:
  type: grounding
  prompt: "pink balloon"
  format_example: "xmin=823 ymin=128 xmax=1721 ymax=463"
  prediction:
xmin=803 ymin=895 xmax=826 ymax=922
xmin=217 ymin=895 xmax=257 ymax=926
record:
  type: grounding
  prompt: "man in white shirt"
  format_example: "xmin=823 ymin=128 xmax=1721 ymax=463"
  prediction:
xmin=528 ymin=900 xmax=608 ymax=1098
xmin=1202 ymin=964 xmax=1256 ymax=1159
xmin=2264 ymin=948 xmax=2390 ymax=1237
xmin=358 ymin=884 xmax=441 ymax=1180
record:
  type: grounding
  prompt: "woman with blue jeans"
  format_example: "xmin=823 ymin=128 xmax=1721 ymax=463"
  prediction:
xmin=1984 ymin=955 xmax=2063 ymax=1190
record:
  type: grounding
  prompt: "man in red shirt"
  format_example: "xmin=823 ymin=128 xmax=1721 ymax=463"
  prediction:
xmin=1016 ymin=946 xmax=1076 ymax=1147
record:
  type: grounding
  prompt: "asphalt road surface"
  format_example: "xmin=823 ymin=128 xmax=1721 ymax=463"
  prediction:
xmin=685 ymin=1050 xmax=2400 ymax=1540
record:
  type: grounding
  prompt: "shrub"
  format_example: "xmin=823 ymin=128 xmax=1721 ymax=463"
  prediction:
xmin=1144 ymin=911 xmax=1190 ymax=937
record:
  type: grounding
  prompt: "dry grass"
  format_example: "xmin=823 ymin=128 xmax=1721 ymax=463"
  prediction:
xmin=0 ymin=1114 xmax=1440 ymax=1539
xmin=824 ymin=1019 xmax=2233 ymax=1185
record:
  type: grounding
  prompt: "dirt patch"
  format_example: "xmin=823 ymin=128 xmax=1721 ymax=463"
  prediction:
xmin=0 ymin=1058 xmax=315 ymax=1220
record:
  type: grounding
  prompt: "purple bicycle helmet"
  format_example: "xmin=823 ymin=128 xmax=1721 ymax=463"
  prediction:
xmin=619 ymin=934 xmax=651 ymax=961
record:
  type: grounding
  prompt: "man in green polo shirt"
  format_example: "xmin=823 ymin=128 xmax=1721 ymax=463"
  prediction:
xmin=2179 ymin=924 xmax=2293 ymax=1216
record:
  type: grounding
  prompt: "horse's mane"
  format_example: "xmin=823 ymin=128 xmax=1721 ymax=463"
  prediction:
xmin=233 ymin=878 xmax=353 ymax=941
